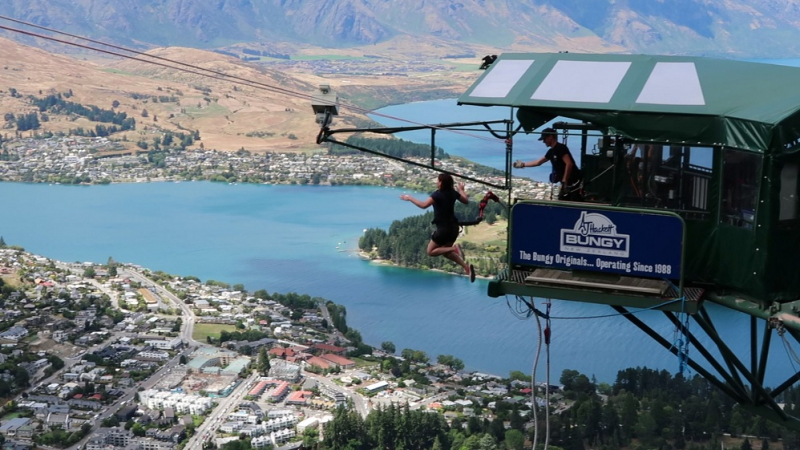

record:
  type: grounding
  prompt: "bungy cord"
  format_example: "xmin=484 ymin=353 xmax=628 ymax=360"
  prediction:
xmin=544 ymin=299 xmax=552 ymax=450
xmin=530 ymin=297 xmax=552 ymax=450
xmin=531 ymin=298 xmax=542 ymax=450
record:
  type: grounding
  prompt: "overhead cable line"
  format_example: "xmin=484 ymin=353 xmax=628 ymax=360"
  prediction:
xmin=0 ymin=15 xmax=501 ymax=144
xmin=0 ymin=22 xmax=323 ymax=104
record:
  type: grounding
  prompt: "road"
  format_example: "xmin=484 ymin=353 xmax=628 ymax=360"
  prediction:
xmin=310 ymin=373 xmax=369 ymax=418
xmin=67 ymin=345 xmax=194 ymax=449
xmin=119 ymin=268 xmax=199 ymax=347
xmin=46 ymin=265 xmax=370 ymax=448
xmin=317 ymin=301 xmax=349 ymax=345
xmin=60 ymin=266 xmax=202 ymax=449
xmin=184 ymin=371 xmax=261 ymax=449
xmin=119 ymin=267 xmax=262 ymax=449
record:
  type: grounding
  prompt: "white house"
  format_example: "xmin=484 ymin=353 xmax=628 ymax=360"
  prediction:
xmin=144 ymin=336 xmax=182 ymax=350
xmin=365 ymin=381 xmax=389 ymax=393
xmin=0 ymin=326 xmax=28 ymax=341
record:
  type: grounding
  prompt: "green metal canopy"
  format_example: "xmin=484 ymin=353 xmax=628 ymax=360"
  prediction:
xmin=458 ymin=53 xmax=800 ymax=154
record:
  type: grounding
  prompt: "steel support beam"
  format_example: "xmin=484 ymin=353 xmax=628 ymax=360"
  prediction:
xmin=662 ymin=311 xmax=748 ymax=399
xmin=693 ymin=311 xmax=788 ymax=421
xmin=618 ymin=305 xmax=800 ymax=431
xmin=611 ymin=305 xmax=745 ymax=403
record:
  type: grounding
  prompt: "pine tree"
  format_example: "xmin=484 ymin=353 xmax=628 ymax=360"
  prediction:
xmin=0 ymin=236 xmax=5 ymax=247
xmin=257 ymin=347 xmax=270 ymax=375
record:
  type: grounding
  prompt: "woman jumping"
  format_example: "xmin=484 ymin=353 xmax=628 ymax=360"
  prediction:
xmin=400 ymin=173 xmax=475 ymax=282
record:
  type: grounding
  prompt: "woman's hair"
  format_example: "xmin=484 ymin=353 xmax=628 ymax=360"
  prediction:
xmin=438 ymin=173 xmax=454 ymax=190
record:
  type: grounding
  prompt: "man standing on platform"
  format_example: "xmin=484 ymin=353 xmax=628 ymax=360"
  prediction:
xmin=514 ymin=127 xmax=582 ymax=200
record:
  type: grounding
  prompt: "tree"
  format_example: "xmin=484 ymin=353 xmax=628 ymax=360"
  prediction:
xmin=220 ymin=440 xmax=251 ymax=450
xmin=478 ymin=434 xmax=499 ymax=450
xmin=400 ymin=348 xmax=428 ymax=363
xmin=15 ymin=112 xmax=40 ymax=131
xmin=112 ymin=100 xmax=120 ymax=108
xmin=303 ymin=428 xmax=319 ymax=448
xmin=141 ymin=108 xmax=149 ymax=118
xmin=600 ymin=402 xmax=620 ymax=445
xmin=83 ymin=266 xmax=96 ymax=278
xmin=101 ymin=415 xmax=120 ymax=427
xmin=467 ymin=416 xmax=483 ymax=435
xmin=47 ymin=355 xmax=64 ymax=371
xmin=131 ymin=422 xmax=145 ymax=437
xmin=437 ymin=354 xmax=465 ymax=371
xmin=619 ymin=392 xmax=639 ymax=442
xmin=0 ymin=236 xmax=5 ymax=247
xmin=323 ymin=407 xmax=366 ymax=450
xmin=257 ymin=347 xmax=271 ymax=375
xmin=180 ymin=355 xmax=187 ymax=365
xmin=381 ymin=341 xmax=396 ymax=354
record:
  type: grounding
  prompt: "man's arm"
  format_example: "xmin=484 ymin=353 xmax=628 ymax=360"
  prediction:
xmin=514 ymin=156 xmax=548 ymax=168
xmin=561 ymin=153 xmax=574 ymax=184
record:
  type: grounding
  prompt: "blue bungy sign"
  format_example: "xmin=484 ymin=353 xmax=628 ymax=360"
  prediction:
xmin=511 ymin=203 xmax=684 ymax=279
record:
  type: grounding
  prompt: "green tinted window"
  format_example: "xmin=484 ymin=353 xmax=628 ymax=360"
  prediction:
xmin=721 ymin=149 xmax=761 ymax=228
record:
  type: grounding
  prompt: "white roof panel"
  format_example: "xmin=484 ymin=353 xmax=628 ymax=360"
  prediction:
xmin=531 ymin=60 xmax=632 ymax=103
xmin=469 ymin=59 xmax=534 ymax=98
xmin=636 ymin=62 xmax=705 ymax=105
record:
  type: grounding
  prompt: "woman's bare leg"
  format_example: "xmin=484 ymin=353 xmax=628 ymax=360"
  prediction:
xmin=428 ymin=240 xmax=469 ymax=273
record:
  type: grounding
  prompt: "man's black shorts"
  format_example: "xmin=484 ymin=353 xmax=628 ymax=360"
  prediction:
xmin=431 ymin=224 xmax=459 ymax=245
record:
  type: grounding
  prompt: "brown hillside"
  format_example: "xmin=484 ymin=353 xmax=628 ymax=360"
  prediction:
xmin=0 ymin=38 xmax=477 ymax=153
xmin=111 ymin=46 xmax=328 ymax=152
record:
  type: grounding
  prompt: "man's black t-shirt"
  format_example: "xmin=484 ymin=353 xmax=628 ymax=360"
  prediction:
xmin=430 ymin=189 xmax=460 ymax=225
xmin=545 ymin=142 xmax=581 ymax=184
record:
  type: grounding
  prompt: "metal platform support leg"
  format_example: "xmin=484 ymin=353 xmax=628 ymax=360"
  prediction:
xmin=613 ymin=304 xmax=800 ymax=432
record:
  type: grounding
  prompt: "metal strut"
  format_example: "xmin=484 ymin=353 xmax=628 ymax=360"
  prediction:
xmin=317 ymin=120 xmax=519 ymax=191
xmin=615 ymin=304 xmax=800 ymax=432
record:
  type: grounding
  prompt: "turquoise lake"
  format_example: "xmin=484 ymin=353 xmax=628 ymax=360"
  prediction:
xmin=0 ymin=181 xmax=792 ymax=387
xmin=0 ymin=84 xmax=797 ymax=386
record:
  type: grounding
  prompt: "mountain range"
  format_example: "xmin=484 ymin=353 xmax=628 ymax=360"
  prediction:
xmin=1 ymin=0 xmax=799 ymax=57
xmin=0 ymin=0 xmax=798 ymax=155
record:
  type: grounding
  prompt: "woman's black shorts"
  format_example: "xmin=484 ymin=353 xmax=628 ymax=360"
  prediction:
xmin=431 ymin=224 xmax=459 ymax=245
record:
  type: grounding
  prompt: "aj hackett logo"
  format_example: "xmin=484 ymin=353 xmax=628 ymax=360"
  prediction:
xmin=560 ymin=211 xmax=630 ymax=257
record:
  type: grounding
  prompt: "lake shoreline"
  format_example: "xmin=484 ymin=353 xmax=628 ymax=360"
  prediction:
xmin=358 ymin=251 xmax=493 ymax=280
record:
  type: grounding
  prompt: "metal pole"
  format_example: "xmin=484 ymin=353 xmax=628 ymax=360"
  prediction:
xmin=751 ymin=315 xmax=758 ymax=402
xmin=612 ymin=305 xmax=745 ymax=402
xmin=505 ymin=109 xmax=514 ymax=278
xmin=506 ymin=112 xmax=513 ymax=201
xmin=431 ymin=128 xmax=436 ymax=168
xmin=770 ymin=371 xmax=800 ymax=399
xmin=661 ymin=311 xmax=748 ymax=398
xmin=757 ymin=320 xmax=772 ymax=388
xmin=698 ymin=308 xmax=747 ymax=394
xmin=613 ymin=136 xmax=621 ymax=200
xmin=694 ymin=312 xmax=788 ymax=420
xmin=322 ymin=138 xmax=508 ymax=190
